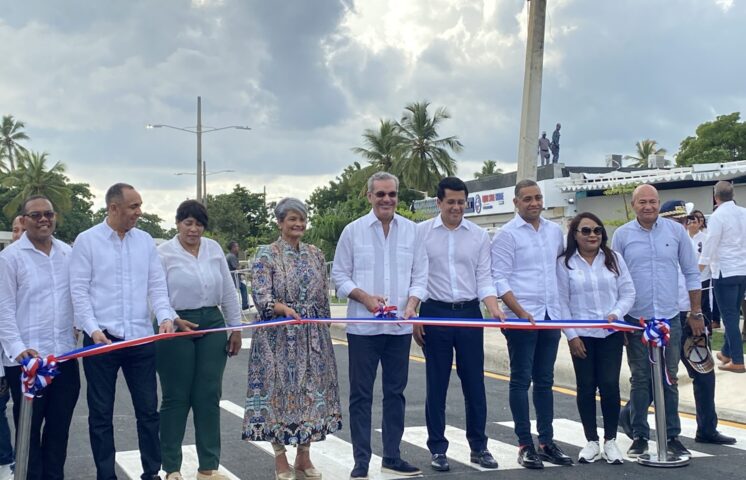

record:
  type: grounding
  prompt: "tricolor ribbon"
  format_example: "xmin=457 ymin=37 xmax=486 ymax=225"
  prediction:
xmin=374 ymin=305 xmax=399 ymax=319
xmin=641 ymin=318 xmax=673 ymax=385
xmin=20 ymin=355 xmax=60 ymax=399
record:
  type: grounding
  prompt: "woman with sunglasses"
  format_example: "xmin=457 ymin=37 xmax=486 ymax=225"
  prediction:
xmin=556 ymin=212 xmax=635 ymax=465
xmin=688 ymin=210 xmax=721 ymax=329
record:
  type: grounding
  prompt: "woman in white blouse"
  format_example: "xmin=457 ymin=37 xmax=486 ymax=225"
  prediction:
xmin=157 ymin=200 xmax=243 ymax=480
xmin=556 ymin=212 xmax=635 ymax=465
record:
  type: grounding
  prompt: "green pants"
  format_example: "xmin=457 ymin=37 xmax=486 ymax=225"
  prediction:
xmin=156 ymin=306 xmax=228 ymax=472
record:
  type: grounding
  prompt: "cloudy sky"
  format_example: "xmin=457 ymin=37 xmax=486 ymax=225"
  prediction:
xmin=1 ymin=0 xmax=744 ymax=222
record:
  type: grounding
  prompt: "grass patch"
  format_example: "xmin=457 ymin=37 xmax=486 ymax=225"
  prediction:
xmin=710 ymin=328 xmax=746 ymax=351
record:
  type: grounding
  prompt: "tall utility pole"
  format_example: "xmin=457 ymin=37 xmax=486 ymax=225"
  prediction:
xmin=196 ymin=96 xmax=203 ymax=202
xmin=516 ymin=0 xmax=547 ymax=182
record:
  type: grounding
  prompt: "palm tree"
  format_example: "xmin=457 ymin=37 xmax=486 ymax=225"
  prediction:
xmin=625 ymin=139 xmax=667 ymax=167
xmin=474 ymin=160 xmax=503 ymax=179
xmin=351 ymin=119 xmax=402 ymax=172
xmin=2 ymin=150 xmax=72 ymax=218
xmin=0 ymin=115 xmax=30 ymax=171
xmin=395 ymin=101 xmax=462 ymax=193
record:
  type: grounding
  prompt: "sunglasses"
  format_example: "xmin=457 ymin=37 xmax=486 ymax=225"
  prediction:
xmin=373 ymin=191 xmax=398 ymax=198
xmin=24 ymin=210 xmax=56 ymax=221
xmin=577 ymin=226 xmax=604 ymax=236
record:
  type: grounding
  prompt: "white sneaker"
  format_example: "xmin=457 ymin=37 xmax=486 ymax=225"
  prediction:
xmin=603 ymin=438 xmax=624 ymax=464
xmin=0 ymin=464 xmax=12 ymax=480
xmin=578 ymin=440 xmax=601 ymax=463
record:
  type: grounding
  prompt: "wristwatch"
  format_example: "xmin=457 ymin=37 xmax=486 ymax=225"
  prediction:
xmin=690 ymin=311 xmax=704 ymax=319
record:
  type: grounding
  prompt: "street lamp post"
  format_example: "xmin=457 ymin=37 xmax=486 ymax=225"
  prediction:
xmin=147 ymin=96 xmax=250 ymax=203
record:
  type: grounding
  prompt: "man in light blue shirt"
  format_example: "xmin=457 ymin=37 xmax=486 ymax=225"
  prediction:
xmin=611 ymin=184 xmax=703 ymax=459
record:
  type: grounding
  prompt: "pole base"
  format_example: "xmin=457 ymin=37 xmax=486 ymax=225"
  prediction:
xmin=637 ymin=452 xmax=690 ymax=468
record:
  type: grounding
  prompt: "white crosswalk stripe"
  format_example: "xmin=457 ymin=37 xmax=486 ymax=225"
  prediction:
xmin=220 ymin=400 xmax=417 ymax=479
xmin=396 ymin=425 xmax=559 ymax=471
xmin=496 ymin=419 xmax=713 ymax=460
xmin=651 ymin=415 xmax=746 ymax=451
xmin=115 ymin=445 xmax=240 ymax=479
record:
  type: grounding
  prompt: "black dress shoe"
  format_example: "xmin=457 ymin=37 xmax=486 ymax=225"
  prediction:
xmin=627 ymin=437 xmax=648 ymax=457
xmin=538 ymin=441 xmax=574 ymax=466
xmin=381 ymin=458 xmax=421 ymax=476
xmin=518 ymin=445 xmax=544 ymax=469
xmin=430 ymin=454 xmax=450 ymax=471
xmin=695 ymin=432 xmax=737 ymax=445
xmin=667 ymin=437 xmax=691 ymax=457
xmin=350 ymin=463 xmax=369 ymax=479
xmin=470 ymin=450 xmax=498 ymax=469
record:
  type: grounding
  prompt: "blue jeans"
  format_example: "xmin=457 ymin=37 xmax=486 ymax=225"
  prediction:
xmin=0 ymin=377 xmax=13 ymax=467
xmin=713 ymin=274 xmax=746 ymax=365
xmin=503 ymin=325 xmax=561 ymax=447
xmin=625 ymin=315 xmax=682 ymax=439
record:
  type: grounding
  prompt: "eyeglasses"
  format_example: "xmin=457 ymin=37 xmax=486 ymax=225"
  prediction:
xmin=24 ymin=211 xmax=56 ymax=221
xmin=373 ymin=191 xmax=398 ymax=198
xmin=577 ymin=226 xmax=604 ymax=236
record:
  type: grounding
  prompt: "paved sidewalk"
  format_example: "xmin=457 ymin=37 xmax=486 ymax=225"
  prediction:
xmin=329 ymin=305 xmax=746 ymax=424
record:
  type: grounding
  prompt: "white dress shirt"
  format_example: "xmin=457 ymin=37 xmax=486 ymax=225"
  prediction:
xmin=418 ymin=215 xmax=496 ymax=302
xmin=699 ymin=200 xmax=746 ymax=278
xmin=491 ymin=214 xmax=564 ymax=320
xmin=0 ymin=234 xmax=76 ymax=366
xmin=557 ymin=250 xmax=636 ymax=341
xmin=158 ymin=236 xmax=241 ymax=326
xmin=332 ymin=210 xmax=428 ymax=335
xmin=691 ymin=231 xmax=711 ymax=282
xmin=70 ymin=220 xmax=176 ymax=339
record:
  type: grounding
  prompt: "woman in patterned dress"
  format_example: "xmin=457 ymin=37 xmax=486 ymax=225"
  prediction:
xmin=243 ymin=197 xmax=342 ymax=480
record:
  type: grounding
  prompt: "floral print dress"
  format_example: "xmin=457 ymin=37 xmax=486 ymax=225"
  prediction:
xmin=242 ymin=238 xmax=342 ymax=445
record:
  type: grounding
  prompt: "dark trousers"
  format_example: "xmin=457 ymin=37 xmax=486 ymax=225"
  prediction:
xmin=679 ymin=312 xmax=718 ymax=437
xmin=702 ymin=279 xmax=720 ymax=324
xmin=503 ymin=317 xmax=561 ymax=447
xmin=6 ymin=359 xmax=80 ymax=480
xmin=420 ymin=300 xmax=487 ymax=455
xmin=0 ymin=377 xmax=12 ymax=466
xmin=157 ymin=307 xmax=228 ymax=473
xmin=239 ymin=283 xmax=249 ymax=310
xmin=713 ymin=274 xmax=746 ymax=365
xmin=83 ymin=332 xmax=160 ymax=480
xmin=347 ymin=333 xmax=410 ymax=466
xmin=570 ymin=333 xmax=624 ymax=441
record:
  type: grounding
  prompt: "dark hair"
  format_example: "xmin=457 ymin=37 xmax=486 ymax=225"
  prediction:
xmin=436 ymin=176 xmax=468 ymax=200
xmin=691 ymin=209 xmax=707 ymax=229
xmin=105 ymin=182 xmax=135 ymax=206
xmin=560 ymin=212 xmax=620 ymax=276
xmin=21 ymin=195 xmax=52 ymax=214
xmin=227 ymin=240 xmax=239 ymax=250
xmin=514 ymin=179 xmax=538 ymax=197
xmin=175 ymin=199 xmax=209 ymax=229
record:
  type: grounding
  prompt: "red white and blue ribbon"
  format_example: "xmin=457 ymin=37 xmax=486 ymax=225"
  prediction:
xmin=20 ymin=355 xmax=60 ymax=399
xmin=20 ymin=316 xmax=642 ymax=397
xmin=641 ymin=318 xmax=673 ymax=385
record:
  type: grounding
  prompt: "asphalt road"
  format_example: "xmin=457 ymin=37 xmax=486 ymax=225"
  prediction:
xmin=48 ymin=333 xmax=746 ymax=480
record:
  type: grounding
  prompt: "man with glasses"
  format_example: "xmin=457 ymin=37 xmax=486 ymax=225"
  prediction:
xmin=0 ymin=196 xmax=80 ymax=480
xmin=612 ymin=185 xmax=703 ymax=458
xmin=70 ymin=183 xmax=178 ymax=480
xmin=333 ymin=172 xmax=428 ymax=479
xmin=415 ymin=177 xmax=505 ymax=472
xmin=491 ymin=179 xmax=572 ymax=469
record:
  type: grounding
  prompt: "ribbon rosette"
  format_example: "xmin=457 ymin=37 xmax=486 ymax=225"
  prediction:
xmin=21 ymin=355 xmax=59 ymax=398
xmin=374 ymin=305 xmax=398 ymax=319
xmin=641 ymin=318 xmax=670 ymax=348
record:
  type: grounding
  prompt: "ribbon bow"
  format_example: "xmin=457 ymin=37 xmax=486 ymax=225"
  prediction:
xmin=641 ymin=318 xmax=670 ymax=348
xmin=21 ymin=355 xmax=59 ymax=398
xmin=374 ymin=305 xmax=399 ymax=319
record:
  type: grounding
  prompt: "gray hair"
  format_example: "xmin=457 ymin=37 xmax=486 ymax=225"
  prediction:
xmin=714 ymin=180 xmax=734 ymax=202
xmin=367 ymin=171 xmax=399 ymax=193
xmin=274 ymin=197 xmax=307 ymax=222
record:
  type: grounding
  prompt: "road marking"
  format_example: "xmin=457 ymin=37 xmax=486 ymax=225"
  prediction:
xmin=220 ymin=400 xmax=417 ymax=479
xmin=649 ymin=414 xmax=746 ymax=451
xmin=397 ymin=425 xmax=558 ymax=471
xmin=496 ymin=419 xmax=711 ymax=460
xmin=115 ymin=445 xmax=239 ymax=479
